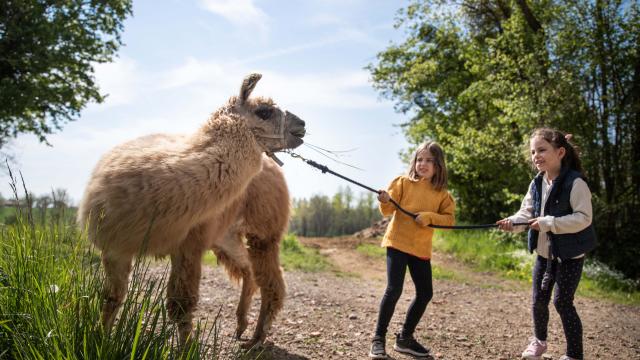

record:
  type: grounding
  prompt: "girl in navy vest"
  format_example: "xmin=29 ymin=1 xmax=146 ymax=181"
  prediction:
xmin=497 ymin=128 xmax=596 ymax=360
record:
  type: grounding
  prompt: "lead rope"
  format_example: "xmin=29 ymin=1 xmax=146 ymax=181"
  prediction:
xmin=286 ymin=151 xmax=529 ymax=230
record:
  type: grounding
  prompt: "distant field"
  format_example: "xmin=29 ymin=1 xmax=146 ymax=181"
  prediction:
xmin=0 ymin=206 xmax=78 ymax=224
xmin=0 ymin=207 xmax=14 ymax=222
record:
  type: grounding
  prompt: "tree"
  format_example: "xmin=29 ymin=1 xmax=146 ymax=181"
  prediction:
xmin=35 ymin=194 xmax=51 ymax=225
xmin=51 ymin=187 xmax=69 ymax=207
xmin=289 ymin=188 xmax=382 ymax=237
xmin=369 ymin=0 xmax=640 ymax=278
xmin=0 ymin=0 xmax=132 ymax=147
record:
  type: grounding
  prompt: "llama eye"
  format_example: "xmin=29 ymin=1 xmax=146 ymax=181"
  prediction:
xmin=254 ymin=108 xmax=273 ymax=120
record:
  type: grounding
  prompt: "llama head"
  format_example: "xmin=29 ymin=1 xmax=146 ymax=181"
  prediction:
xmin=233 ymin=73 xmax=306 ymax=153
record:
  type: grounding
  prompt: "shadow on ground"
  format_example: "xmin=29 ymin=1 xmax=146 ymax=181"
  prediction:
xmin=245 ymin=343 xmax=310 ymax=360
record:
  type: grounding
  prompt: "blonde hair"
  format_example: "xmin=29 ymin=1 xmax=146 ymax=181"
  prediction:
xmin=407 ymin=141 xmax=448 ymax=191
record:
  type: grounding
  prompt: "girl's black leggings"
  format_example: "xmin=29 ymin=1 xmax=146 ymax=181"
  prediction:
xmin=532 ymin=255 xmax=585 ymax=360
xmin=375 ymin=247 xmax=433 ymax=338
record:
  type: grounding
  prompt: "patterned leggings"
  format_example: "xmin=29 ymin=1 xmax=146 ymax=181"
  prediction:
xmin=532 ymin=255 xmax=585 ymax=360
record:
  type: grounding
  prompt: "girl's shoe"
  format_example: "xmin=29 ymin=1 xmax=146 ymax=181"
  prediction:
xmin=393 ymin=333 xmax=430 ymax=357
xmin=521 ymin=337 xmax=547 ymax=360
xmin=369 ymin=336 xmax=387 ymax=359
xmin=558 ymin=356 xmax=579 ymax=360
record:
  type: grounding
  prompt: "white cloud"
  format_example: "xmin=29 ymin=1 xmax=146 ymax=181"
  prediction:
xmin=199 ymin=0 xmax=269 ymax=34
xmin=158 ymin=56 xmax=382 ymax=110
xmin=236 ymin=30 xmax=366 ymax=65
xmin=160 ymin=57 xmax=228 ymax=90
xmin=253 ymin=70 xmax=381 ymax=109
xmin=91 ymin=56 xmax=140 ymax=109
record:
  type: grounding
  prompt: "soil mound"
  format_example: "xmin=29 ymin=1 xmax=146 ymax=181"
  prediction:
xmin=353 ymin=217 xmax=390 ymax=239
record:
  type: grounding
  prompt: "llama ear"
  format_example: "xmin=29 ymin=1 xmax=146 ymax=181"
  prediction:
xmin=237 ymin=73 xmax=262 ymax=106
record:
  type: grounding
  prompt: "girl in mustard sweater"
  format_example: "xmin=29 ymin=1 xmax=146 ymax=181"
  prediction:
xmin=369 ymin=141 xmax=455 ymax=359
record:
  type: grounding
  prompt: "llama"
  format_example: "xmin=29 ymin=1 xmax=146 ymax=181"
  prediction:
xmin=210 ymin=154 xmax=289 ymax=347
xmin=77 ymin=73 xmax=306 ymax=343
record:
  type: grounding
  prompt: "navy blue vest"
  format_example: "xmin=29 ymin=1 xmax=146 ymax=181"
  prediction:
xmin=527 ymin=167 xmax=597 ymax=260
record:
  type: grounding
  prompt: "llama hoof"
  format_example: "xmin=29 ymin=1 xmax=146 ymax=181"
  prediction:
xmin=235 ymin=323 xmax=248 ymax=339
xmin=176 ymin=323 xmax=194 ymax=345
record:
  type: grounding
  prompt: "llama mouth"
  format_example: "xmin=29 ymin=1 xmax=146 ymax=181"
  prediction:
xmin=291 ymin=129 xmax=306 ymax=138
xmin=286 ymin=113 xmax=305 ymax=135
xmin=283 ymin=110 xmax=306 ymax=149
xmin=285 ymin=134 xmax=304 ymax=149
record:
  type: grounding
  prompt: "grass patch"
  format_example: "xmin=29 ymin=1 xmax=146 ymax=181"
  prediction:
xmin=356 ymin=242 xmax=385 ymax=259
xmin=356 ymin=242 xmax=465 ymax=282
xmin=432 ymin=264 xmax=464 ymax=281
xmin=433 ymin=230 xmax=640 ymax=305
xmin=200 ymin=234 xmax=332 ymax=272
xmin=202 ymin=251 xmax=219 ymax=268
xmin=0 ymin=205 xmax=78 ymax=226
xmin=0 ymin=208 xmax=241 ymax=358
xmin=280 ymin=234 xmax=331 ymax=272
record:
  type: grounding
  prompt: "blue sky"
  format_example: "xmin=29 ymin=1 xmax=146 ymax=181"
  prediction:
xmin=2 ymin=0 xmax=413 ymax=204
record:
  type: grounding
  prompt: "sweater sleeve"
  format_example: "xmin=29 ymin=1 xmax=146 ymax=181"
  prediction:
xmin=507 ymin=180 xmax=535 ymax=233
xmin=417 ymin=191 xmax=456 ymax=226
xmin=379 ymin=176 xmax=403 ymax=217
xmin=539 ymin=178 xmax=593 ymax=234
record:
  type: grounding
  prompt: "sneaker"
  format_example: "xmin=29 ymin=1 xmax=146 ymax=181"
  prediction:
xmin=369 ymin=336 xmax=387 ymax=359
xmin=558 ymin=356 xmax=579 ymax=360
xmin=521 ymin=337 xmax=547 ymax=360
xmin=393 ymin=333 xmax=430 ymax=357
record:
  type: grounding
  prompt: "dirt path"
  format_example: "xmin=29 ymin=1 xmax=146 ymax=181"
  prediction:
xmin=192 ymin=236 xmax=640 ymax=359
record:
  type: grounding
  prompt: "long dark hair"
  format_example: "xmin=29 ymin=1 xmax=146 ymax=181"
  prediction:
xmin=530 ymin=127 xmax=583 ymax=174
xmin=407 ymin=141 xmax=448 ymax=191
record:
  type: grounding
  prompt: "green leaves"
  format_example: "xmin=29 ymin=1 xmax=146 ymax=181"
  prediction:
xmin=0 ymin=0 xmax=132 ymax=146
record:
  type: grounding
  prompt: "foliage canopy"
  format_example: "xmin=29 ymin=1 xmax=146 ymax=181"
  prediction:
xmin=0 ymin=0 xmax=132 ymax=146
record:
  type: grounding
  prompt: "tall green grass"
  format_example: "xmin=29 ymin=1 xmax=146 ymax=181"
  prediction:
xmin=0 ymin=215 xmax=244 ymax=359
xmin=433 ymin=230 xmax=640 ymax=305
xmin=0 ymin=175 xmax=248 ymax=359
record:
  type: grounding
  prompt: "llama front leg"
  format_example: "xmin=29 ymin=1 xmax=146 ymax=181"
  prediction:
xmin=167 ymin=231 xmax=205 ymax=344
xmin=247 ymin=237 xmax=285 ymax=347
xmin=101 ymin=253 xmax=133 ymax=332
xmin=212 ymin=230 xmax=256 ymax=340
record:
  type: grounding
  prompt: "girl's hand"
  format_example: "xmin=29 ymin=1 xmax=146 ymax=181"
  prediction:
xmin=528 ymin=218 xmax=541 ymax=231
xmin=377 ymin=190 xmax=390 ymax=203
xmin=415 ymin=213 xmax=431 ymax=227
xmin=496 ymin=218 xmax=513 ymax=231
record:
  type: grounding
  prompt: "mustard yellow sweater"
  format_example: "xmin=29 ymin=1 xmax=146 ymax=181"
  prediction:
xmin=379 ymin=176 xmax=456 ymax=259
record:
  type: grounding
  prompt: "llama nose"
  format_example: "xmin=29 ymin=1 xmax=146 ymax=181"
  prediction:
xmin=285 ymin=111 xmax=306 ymax=136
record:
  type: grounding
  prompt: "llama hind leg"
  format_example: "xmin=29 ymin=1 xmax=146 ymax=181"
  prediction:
xmin=101 ymin=253 xmax=133 ymax=332
xmin=212 ymin=230 xmax=256 ymax=340
xmin=167 ymin=231 xmax=205 ymax=344
xmin=247 ymin=236 xmax=285 ymax=346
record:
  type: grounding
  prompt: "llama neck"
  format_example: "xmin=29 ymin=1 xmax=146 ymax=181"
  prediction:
xmin=193 ymin=113 xmax=262 ymax=154
xmin=182 ymin=113 xmax=264 ymax=212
